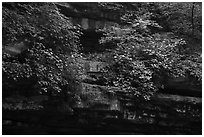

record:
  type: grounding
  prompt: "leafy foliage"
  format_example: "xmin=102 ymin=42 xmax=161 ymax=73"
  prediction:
xmin=2 ymin=3 xmax=83 ymax=97
xmin=99 ymin=3 xmax=202 ymax=100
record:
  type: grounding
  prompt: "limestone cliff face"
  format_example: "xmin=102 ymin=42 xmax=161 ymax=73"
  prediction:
xmin=56 ymin=3 xmax=120 ymax=53
xmin=56 ymin=3 xmax=119 ymax=30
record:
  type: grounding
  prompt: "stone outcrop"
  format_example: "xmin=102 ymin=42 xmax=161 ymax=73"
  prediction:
xmin=83 ymin=60 xmax=202 ymax=97
xmin=56 ymin=3 xmax=119 ymax=30
xmin=3 ymin=41 xmax=28 ymax=56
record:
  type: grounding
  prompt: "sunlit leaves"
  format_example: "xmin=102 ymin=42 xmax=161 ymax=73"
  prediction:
xmin=2 ymin=3 xmax=82 ymax=96
xmin=99 ymin=3 xmax=201 ymax=100
xmin=2 ymin=61 xmax=33 ymax=81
